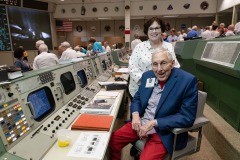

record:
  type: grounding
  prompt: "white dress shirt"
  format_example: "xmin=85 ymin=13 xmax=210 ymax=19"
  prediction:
xmin=59 ymin=48 xmax=78 ymax=62
xmin=76 ymin=51 xmax=87 ymax=57
xmin=201 ymin=30 xmax=212 ymax=39
xmin=225 ymin=30 xmax=235 ymax=37
xmin=33 ymin=52 xmax=59 ymax=70
xmin=128 ymin=40 xmax=180 ymax=97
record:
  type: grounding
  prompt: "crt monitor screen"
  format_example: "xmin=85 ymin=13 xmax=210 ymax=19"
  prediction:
xmin=102 ymin=60 xmax=107 ymax=71
xmin=27 ymin=87 xmax=55 ymax=121
xmin=60 ymin=72 xmax=76 ymax=95
xmin=77 ymin=69 xmax=88 ymax=88
xmin=7 ymin=6 xmax=52 ymax=50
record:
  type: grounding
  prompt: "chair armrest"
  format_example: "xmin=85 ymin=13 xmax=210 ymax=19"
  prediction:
xmin=172 ymin=117 xmax=209 ymax=135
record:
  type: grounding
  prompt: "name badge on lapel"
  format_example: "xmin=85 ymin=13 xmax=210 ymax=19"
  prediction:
xmin=145 ymin=78 xmax=155 ymax=88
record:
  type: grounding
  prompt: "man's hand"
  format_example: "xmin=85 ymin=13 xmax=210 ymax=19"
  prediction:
xmin=132 ymin=112 xmax=141 ymax=132
xmin=138 ymin=120 xmax=156 ymax=138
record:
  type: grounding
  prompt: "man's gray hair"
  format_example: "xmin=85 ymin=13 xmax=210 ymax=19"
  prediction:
xmin=61 ymin=41 xmax=71 ymax=48
xmin=39 ymin=44 xmax=48 ymax=52
xmin=74 ymin=45 xmax=80 ymax=51
xmin=152 ymin=48 xmax=173 ymax=61
xmin=36 ymin=40 xmax=45 ymax=48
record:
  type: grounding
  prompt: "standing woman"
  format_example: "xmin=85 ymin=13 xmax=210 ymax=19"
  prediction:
xmin=128 ymin=17 xmax=180 ymax=98
xmin=14 ymin=48 xmax=31 ymax=72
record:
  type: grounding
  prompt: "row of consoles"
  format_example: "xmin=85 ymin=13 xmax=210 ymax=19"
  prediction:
xmin=0 ymin=52 xmax=119 ymax=160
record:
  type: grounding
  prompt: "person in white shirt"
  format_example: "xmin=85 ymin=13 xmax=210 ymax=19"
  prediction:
xmin=128 ymin=17 xmax=180 ymax=98
xmin=225 ymin=24 xmax=235 ymax=37
xmin=234 ymin=22 xmax=240 ymax=35
xmin=102 ymin=41 xmax=111 ymax=53
xmin=131 ymin=34 xmax=142 ymax=52
xmin=74 ymin=45 xmax=87 ymax=57
xmin=59 ymin=41 xmax=78 ymax=62
xmin=35 ymin=40 xmax=45 ymax=55
xmin=201 ymin=26 xmax=212 ymax=39
xmin=33 ymin=44 xmax=59 ymax=70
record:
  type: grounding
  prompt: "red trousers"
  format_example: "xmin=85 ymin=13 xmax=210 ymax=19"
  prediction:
xmin=109 ymin=122 xmax=167 ymax=160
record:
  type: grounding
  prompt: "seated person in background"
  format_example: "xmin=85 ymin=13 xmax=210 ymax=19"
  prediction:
xmin=35 ymin=40 xmax=45 ymax=55
xmin=74 ymin=45 xmax=87 ymax=57
xmin=167 ymin=28 xmax=178 ymax=42
xmin=201 ymin=26 xmax=212 ymax=39
xmin=59 ymin=41 xmax=78 ymax=61
xmin=88 ymin=37 xmax=104 ymax=55
xmin=225 ymin=24 xmax=235 ymax=37
xmin=162 ymin=32 xmax=169 ymax=42
xmin=14 ymin=48 xmax=31 ymax=72
xmin=103 ymin=41 xmax=112 ymax=53
xmin=131 ymin=34 xmax=142 ymax=52
xmin=110 ymin=49 xmax=198 ymax=160
xmin=32 ymin=44 xmax=59 ymax=70
xmin=86 ymin=44 xmax=93 ymax=56
xmin=187 ymin=25 xmax=198 ymax=38
xmin=19 ymin=46 xmax=28 ymax=62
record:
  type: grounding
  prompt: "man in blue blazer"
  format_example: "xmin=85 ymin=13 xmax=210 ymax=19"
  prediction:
xmin=109 ymin=49 xmax=198 ymax=160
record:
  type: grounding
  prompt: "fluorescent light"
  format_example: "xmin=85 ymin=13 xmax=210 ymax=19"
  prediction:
xmin=98 ymin=17 xmax=112 ymax=20
xmin=163 ymin=15 xmax=179 ymax=18
xmin=60 ymin=0 xmax=64 ymax=1
xmin=197 ymin=14 xmax=214 ymax=17
xmin=69 ymin=18 xmax=82 ymax=21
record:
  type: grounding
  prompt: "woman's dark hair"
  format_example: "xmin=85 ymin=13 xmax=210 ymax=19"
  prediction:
xmin=14 ymin=48 xmax=24 ymax=59
xmin=144 ymin=17 xmax=165 ymax=35
xmin=88 ymin=37 xmax=96 ymax=43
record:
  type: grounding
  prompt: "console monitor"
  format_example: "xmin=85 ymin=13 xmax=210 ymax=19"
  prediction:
xmin=27 ymin=87 xmax=55 ymax=121
xmin=201 ymin=41 xmax=240 ymax=68
xmin=60 ymin=72 xmax=76 ymax=94
xmin=77 ymin=69 xmax=88 ymax=88
xmin=102 ymin=60 xmax=107 ymax=71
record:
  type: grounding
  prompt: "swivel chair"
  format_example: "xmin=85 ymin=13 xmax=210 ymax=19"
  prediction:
xmin=131 ymin=91 xmax=209 ymax=160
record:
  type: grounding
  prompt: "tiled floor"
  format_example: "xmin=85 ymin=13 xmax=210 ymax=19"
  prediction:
xmin=112 ymin=104 xmax=222 ymax=160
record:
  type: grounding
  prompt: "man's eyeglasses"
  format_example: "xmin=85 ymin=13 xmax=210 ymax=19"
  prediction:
xmin=151 ymin=61 xmax=171 ymax=69
xmin=149 ymin=27 xmax=161 ymax=32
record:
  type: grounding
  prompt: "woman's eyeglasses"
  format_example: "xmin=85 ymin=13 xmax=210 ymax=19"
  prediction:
xmin=149 ymin=27 xmax=161 ymax=32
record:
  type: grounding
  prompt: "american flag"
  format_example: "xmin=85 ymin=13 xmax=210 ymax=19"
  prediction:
xmin=56 ymin=20 xmax=72 ymax=32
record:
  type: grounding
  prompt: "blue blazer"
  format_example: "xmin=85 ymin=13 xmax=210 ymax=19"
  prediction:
xmin=130 ymin=68 xmax=198 ymax=154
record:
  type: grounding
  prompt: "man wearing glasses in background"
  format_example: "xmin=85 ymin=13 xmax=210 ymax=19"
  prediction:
xmin=110 ymin=49 xmax=198 ymax=160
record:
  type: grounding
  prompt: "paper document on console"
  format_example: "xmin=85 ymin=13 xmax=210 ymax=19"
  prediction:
xmin=95 ymin=91 xmax=119 ymax=98
xmin=67 ymin=132 xmax=109 ymax=159
xmin=116 ymin=68 xmax=129 ymax=73
xmin=98 ymin=81 xmax=127 ymax=86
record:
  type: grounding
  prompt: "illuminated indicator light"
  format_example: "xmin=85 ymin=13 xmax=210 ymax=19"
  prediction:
xmin=21 ymin=115 xmax=24 ymax=118
xmin=0 ymin=117 xmax=3 ymax=121
xmin=18 ymin=108 xmax=22 ymax=111
xmin=20 ymin=132 xmax=23 ymax=136
xmin=4 ymin=104 xmax=8 ymax=107
xmin=22 ymin=117 xmax=26 ymax=121
xmin=7 ymin=113 xmax=12 ymax=117
xmin=23 ymin=121 xmax=27 ymax=124
xmin=12 ymin=137 xmax=17 ymax=142
xmin=7 ymin=137 xmax=11 ymax=141
xmin=19 ymin=120 xmax=23 ymax=123
xmin=23 ymin=130 xmax=26 ymax=133
xmin=17 ymin=125 xmax=20 ymax=129
xmin=15 ymin=122 xmax=19 ymax=125
xmin=26 ymin=127 xmax=30 ymax=131
xmin=22 ymin=126 xmax=25 ymax=130
xmin=10 ymin=130 xmax=13 ymax=134
xmin=11 ymin=134 xmax=15 ymax=138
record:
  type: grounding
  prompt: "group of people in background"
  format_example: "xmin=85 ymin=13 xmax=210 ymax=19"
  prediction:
xmin=159 ymin=20 xmax=239 ymax=43
xmin=14 ymin=38 xmax=112 ymax=73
